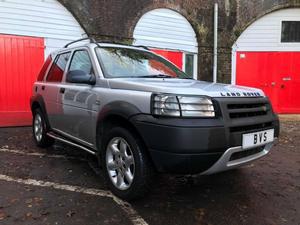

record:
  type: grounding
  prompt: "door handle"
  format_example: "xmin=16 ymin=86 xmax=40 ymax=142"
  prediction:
xmin=282 ymin=77 xmax=292 ymax=81
xmin=281 ymin=84 xmax=285 ymax=89
xmin=271 ymin=82 xmax=276 ymax=86
xmin=60 ymin=88 xmax=66 ymax=94
xmin=41 ymin=85 xmax=45 ymax=90
xmin=260 ymin=83 xmax=268 ymax=87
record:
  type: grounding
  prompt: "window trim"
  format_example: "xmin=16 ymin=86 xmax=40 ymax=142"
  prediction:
xmin=45 ymin=51 xmax=71 ymax=83
xmin=65 ymin=48 xmax=96 ymax=84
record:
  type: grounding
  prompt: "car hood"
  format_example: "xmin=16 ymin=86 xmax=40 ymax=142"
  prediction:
xmin=107 ymin=78 xmax=265 ymax=98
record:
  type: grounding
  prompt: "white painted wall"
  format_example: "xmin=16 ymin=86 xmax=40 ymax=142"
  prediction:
xmin=0 ymin=0 xmax=87 ymax=57
xmin=233 ymin=8 xmax=300 ymax=52
xmin=232 ymin=8 xmax=300 ymax=84
xmin=133 ymin=8 xmax=198 ymax=78
xmin=133 ymin=8 xmax=198 ymax=54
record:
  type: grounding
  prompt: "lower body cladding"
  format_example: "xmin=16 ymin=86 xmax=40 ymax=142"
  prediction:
xmin=130 ymin=115 xmax=280 ymax=175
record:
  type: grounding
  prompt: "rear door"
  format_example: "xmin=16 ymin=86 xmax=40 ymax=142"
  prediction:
xmin=55 ymin=49 xmax=97 ymax=146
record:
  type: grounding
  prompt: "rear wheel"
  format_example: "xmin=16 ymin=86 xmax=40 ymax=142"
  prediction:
xmin=32 ymin=109 xmax=54 ymax=148
xmin=101 ymin=126 xmax=153 ymax=201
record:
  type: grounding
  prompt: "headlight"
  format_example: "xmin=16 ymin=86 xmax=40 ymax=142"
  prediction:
xmin=152 ymin=94 xmax=215 ymax=118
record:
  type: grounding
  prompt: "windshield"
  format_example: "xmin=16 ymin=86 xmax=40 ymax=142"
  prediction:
xmin=95 ymin=47 xmax=191 ymax=79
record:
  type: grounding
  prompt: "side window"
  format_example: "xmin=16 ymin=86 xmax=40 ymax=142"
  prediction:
xmin=68 ymin=50 xmax=94 ymax=79
xmin=46 ymin=52 xmax=71 ymax=82
xmin=37 ymin=55 xmax=52 ymax=81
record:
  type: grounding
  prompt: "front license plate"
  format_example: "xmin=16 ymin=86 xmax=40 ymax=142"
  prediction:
xmin=242 ymin=129 xmax=274 ymax=149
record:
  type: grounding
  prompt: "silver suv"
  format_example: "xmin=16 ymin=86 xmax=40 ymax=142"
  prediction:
xmin=31 ymin=38 xmax=279 ymax=200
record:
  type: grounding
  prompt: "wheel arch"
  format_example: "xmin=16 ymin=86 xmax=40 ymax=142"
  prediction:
xmin=96 ymin=101 xmax=143 ymax=140
xmin=30 ymin=94 xmax=51 ymax=129
xmin=96 ymin=101 xmax=155 ymax=168
xmin=96 ymin=113 xmax=156 ymax=172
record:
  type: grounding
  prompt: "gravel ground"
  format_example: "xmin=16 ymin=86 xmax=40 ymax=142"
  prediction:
xmin=0 ymin=121 xmax=299 ymax=225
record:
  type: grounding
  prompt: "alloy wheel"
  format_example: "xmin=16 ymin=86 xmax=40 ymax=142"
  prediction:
xmin=106 ymin=137 xmax=135 ymax=190
xmin=34 ymin=114 xmax=43 ymax=142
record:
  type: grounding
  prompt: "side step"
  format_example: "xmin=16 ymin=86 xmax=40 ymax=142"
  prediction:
xmin=47 ymin=132 xmax=96 ymax=156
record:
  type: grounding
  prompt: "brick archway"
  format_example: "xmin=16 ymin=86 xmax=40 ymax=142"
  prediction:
xmin=233 ymin=2 xmax=300 ymax=45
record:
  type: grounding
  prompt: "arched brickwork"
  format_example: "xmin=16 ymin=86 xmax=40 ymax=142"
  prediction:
xmin=57 ymin=0 xmax=300 ymax=83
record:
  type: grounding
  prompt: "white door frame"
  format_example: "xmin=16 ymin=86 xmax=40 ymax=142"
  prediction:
xmin=182 ymin=52 xmax=198 ymax=79
xmin=231 ymin=46 xmax=237 ymax=85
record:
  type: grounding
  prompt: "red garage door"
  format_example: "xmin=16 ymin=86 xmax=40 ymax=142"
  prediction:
xmin=236 ymin=52 xmax=300 ymax=114
xmin=151 ymin=49 xmax=183 ymax=69
xmin=0 ymin=34 xmax=44 ymax=127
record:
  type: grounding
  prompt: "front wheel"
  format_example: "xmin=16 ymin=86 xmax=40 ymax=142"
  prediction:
xmin=102 ymin=127 xmax=154 ymax=201
xmin=32 ymin=109 xmax=54 ymax=148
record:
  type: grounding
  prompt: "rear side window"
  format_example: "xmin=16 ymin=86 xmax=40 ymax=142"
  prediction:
xmin=37 ymin=55 xmax=52 ymax=81
xmin=46 ymin=52 xmax=71 ymax=82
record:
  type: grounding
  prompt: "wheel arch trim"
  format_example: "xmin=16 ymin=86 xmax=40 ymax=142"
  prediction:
xmin=30 ymin=94 xmax=51 ymax=129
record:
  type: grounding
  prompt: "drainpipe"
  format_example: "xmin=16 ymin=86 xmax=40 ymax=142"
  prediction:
xmin=213 ymin=3 xmax=218 ymax=83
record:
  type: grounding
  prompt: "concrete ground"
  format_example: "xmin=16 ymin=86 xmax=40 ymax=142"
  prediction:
xmin=0 ymin=121 xmax=299 ymax=225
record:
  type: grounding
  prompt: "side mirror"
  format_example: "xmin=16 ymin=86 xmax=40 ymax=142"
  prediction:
xmin=66 ymin=70 xmax=96 ymax=85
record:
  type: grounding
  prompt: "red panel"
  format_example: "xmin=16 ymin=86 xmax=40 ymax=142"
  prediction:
xmin=236 ymin=52 xmax=300 ymax=114
xmin=277 ymin=52 xmax=300 ymax=113
xmin=0 ymin=34 xmax=44 ymax=127
xmin=151 ymin=49 xmax=183 ymax=69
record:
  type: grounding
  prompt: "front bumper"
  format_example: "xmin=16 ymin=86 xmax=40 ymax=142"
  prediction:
xmin=201 ymin=139 xmax=277 ymax=175
xmin=130 ymin=111 xmax=279 ymax=174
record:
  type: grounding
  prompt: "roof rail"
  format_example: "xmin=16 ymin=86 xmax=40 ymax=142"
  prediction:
xmin=96 ymin=41 xmax=150 ymax=50
xmin=64 ymin=37 xmax=150 ymax=50
xmin=133 ymin=45 xmax=150 ymax=50
xmin=64 ymin=37 xmax=97 ymax=48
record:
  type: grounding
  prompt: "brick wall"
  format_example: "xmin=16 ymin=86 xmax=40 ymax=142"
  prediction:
xmin=58 ymin=0 xmax=300 ymax=83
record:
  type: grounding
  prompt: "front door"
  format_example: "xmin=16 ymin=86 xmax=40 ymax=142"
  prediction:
xmin=236 ymin=51 xmax=300 ymax=113
xmin=57 ymin=49 xmax=97 ymax=146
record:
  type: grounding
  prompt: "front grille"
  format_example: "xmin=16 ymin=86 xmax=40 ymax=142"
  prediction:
xmin=229 ymin=147 xmax=265 ymax=161
xmin=230 ymin=122 xmax=273 ymax=133
xmin=215 ymin=98 xmax=277 ymax=147
xmin=227 ymin=102 xmax=269 ymax=119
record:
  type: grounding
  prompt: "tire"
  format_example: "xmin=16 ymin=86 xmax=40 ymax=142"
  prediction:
xmin=32 ymin=108 xmax=54 ymax=148
xmin=101 ymin=126 xmax=154 ymax=201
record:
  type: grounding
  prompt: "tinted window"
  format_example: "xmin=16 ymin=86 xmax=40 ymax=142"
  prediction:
xmin=68 ymin=50 xmax=94 ymax=76
xmin=96 ymin=47 xmax=189 ymax=79
xmin=281 ymin=21 xmax=300 ymax=42
xmin=46 ymin=52 xmax=71 ymax=82
xmin=37 ymin=55 xmax=52 ymax=81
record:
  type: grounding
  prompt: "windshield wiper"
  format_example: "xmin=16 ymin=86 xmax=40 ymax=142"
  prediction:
xmin=139 ymin=74 xmax=174 ymax=78
xmin=180 ymin=77 xmax=195 ymax=80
